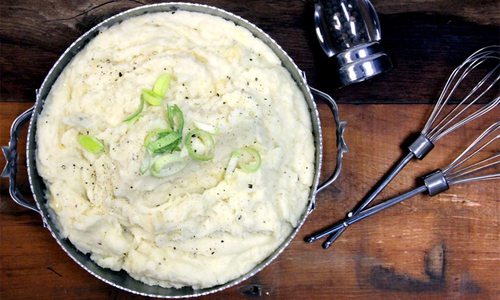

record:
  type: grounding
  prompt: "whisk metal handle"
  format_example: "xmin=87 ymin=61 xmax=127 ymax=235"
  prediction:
xmin=423 ymin=170 xmax=449 ymax=196
xmin=320 ymin=134 xmax=435 ymax=247
xmin=311 ymin=170 xmax=451 ymax=240
xmin=309 ymin=185 xmax=429 ymax=242
xmin=313 ymin=151 xmax=414 ymax=246
xmin=306 ymin=151 xmax=414 ymax=244
xmin=408 ymin=134 xmax=434 ymax=159
xmin=345 ymin=185 xmax=429 ymax=227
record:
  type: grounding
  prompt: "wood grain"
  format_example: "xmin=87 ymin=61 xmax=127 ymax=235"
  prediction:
xmin=1 ymin=102 xmax=499 ymax=299
xmin=0 ymin=0 xmax=499 ymax=103
xmin=1 ymin=1 xmax=499 ymax=299
xmin=374 ymin=0 xmax=500 ymax=25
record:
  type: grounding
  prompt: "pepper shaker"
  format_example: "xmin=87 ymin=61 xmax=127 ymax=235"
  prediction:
xmin=314 ymin=0 xmax=393 ymax=85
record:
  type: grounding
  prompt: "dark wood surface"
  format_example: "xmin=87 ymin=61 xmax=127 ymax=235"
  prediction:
xmin=1 ymin=0 xmax=499 ymax=103
xmin=1 ymin=1 xmax=499 ymax=299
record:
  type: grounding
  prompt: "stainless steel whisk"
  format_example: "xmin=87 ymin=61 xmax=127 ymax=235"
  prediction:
xmin=308 ymin=122 xmax=499 ymax=234
xmin=306 ymin=45 xmax=500 ymax=248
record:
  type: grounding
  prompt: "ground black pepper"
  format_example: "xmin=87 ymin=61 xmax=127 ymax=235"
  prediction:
xmin=319 ymin=0 xmax=369 ymax=49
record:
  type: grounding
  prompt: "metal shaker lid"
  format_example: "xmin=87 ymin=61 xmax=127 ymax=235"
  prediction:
xmin=336 ymin=42 xmax=392 ymax=85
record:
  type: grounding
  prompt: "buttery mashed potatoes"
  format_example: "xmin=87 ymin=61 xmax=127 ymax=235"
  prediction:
xmin=36 ymin=11 xmax=314 ymax=289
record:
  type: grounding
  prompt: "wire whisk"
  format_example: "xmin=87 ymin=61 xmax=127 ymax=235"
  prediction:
xmin=306 ymin=45 xmax=500 ymax=248
xmin=422 ymin=46 xmax=499 ymax=143
xmin=307 ymin=122 xmax=499 ymax=233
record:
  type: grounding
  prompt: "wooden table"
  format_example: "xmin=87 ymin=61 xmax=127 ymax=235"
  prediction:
xmin=1 ymin=1 xmax=498 ymax=299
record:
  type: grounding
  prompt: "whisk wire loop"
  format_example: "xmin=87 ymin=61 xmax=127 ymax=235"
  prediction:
xmin=421 ymin=46 xmax=500 ymax=143
xmin=443 ymin=122 xmax=499 ymax=185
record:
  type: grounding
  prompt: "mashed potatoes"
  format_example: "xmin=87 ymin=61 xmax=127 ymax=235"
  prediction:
xmin=36 ymin=11 xmax=314 ymax=289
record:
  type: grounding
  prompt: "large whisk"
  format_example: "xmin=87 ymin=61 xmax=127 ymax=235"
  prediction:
xmin=307 ymin=122 xmax=499 ymax=234
xmin=306 ymin=45 xmax=500 ymax=248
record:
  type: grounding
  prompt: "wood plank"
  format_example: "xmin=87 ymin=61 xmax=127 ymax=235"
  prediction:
xmin=1 ymin=102 xmax=498 ymax=299
xmin=0 ymin=0 xmax=498 ymax=103
xmin=373 ymin=0 xmax=500 ymax=25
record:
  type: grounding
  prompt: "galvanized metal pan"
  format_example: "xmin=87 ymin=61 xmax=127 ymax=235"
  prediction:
xmin=1 ymin=2 xmax=348 ymax=298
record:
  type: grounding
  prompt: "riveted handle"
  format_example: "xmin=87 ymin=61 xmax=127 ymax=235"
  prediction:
xmin=311 ymin=87 xmax=349 ymax=194
xmin=1 ymin=106 xmax=40 ymax=214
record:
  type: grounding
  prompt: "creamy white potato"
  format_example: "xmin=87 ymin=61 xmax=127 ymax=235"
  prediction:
xmin=36 ymin=11 xmax=314 ymax=289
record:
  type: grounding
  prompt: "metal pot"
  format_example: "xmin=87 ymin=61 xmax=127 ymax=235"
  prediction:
xmin=1 ymin=2 xmax=348 ymax=298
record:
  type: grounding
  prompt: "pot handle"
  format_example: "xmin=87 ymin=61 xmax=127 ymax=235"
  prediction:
xmin=310 ymin=87 xmax=349 ymax=194
xmin=1 ymin=106 xmax=41 ymax=214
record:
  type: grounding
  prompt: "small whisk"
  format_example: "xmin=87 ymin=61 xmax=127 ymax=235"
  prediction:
xmin=306 ymin=45 xmax=500 ymax=248
xmin=309 ymin=122 xmax=499 ymax=233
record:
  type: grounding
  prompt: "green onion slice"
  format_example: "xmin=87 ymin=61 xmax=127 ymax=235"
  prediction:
xmin=150 ymin=152 xmax=187 ymax=177
xmin=232 ymin=146 xmax=261 ymax=173
xmin=153 ymin=73 xmax=172 ymax=98
xmin=145 ymin=130 xmax=181 ymax=154
xmin=184 ymin=129 xmax=215 ymax=161
xmin=225 ymin=152 xmax=240 ymax=177
xmin=193 ymin=120 xmax=219 ymax=135
xmin=139 ymin=150 xmax=151 ymax=175
xmin=144 ymin=129 xmax=169 ymax=145
xmin=167 ymin=104 xmax=184 ymax=134
xmin=142 ymin=89 xmax=162 ymax=106
xmin=123 ymin=98 xmax=144 ymax=123
xmin=77 ymin=135 xmax=104 ymax=154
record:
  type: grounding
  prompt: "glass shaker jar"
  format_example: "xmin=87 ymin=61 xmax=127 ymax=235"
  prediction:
xmin=314 ymin=0 xmax=393 ymax=85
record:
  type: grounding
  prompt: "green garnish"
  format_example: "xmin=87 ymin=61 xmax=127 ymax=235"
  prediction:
xmin=141 ymin=74 xmax=173 ymax=106
xmin=123 ymin=98 xmax=144 ymax=123
xmin=150 ymin=152 xmax=187 ymax=177
xmin=77 ymin=135 xmax=104 ymax=154
xmin=141 ymin=89 xmax=162 ymax=106
xmin=139 ymin=151 xmax=151 ymax=175
xmin=193 ymin=120 xmax=219 ymax=135
xmin=167 ymin=104 xmax=184 ymax=134
xmin=153 ymin=73 xmax=172 ymax=98
xmin=231 ymin=146 xmax=261 ymax=173
xmin=225 ymin=152 xmax=240 ymax=177
xmin=184 ymin=129 xmax=215 ymax=161
xmin=145 ymin=130 xmax=181 ymax=154
xmin=144 ymin=129 xmax=170 ymax=145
